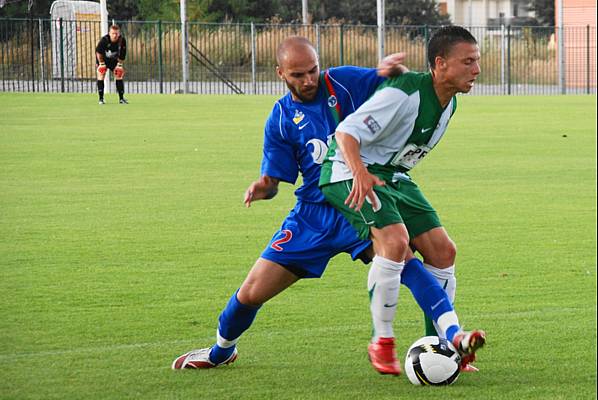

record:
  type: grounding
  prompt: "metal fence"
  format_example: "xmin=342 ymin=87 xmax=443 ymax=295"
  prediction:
xmin=1 ymin=18 xmax=595 ymax=95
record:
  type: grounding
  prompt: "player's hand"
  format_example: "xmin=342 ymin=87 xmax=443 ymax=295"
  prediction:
xmin=377 ymin=52 xmax=409 ymax=78
xmin=345 ymin=168 xmax=385 ymax=211
xmin=114 ymin=63 xmax=124 ymax=78
xmin=97 ymin=62 xmax=107 ymax=74
xmin=244 ymin=176 xmax=279 ymax=207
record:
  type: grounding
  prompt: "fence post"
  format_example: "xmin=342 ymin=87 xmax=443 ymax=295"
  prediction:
xmin=376 ymin=0 xmax=385 ymax=61
xmin=180 ymin=2 xmax=189 ymax=94
xmin=586 ymin=25 xmax=590 ymax=95
xmin=59 ymin=17 xmax=65 ymax=93
xmin=29 ymin=18 xmax=35 ymax=92
xmin=158 ymin=20 xmax=163 ymax=94
xmin=39 ymin=19 xmax=46 ymax=92
xmin=251 ymin=22 xmax=257 ymax=95
xmin=500 ymin=24 xmax=505 ymax=94
xmin=424 ymin=25 xmax=429 ymax=68
xmin=558 ymin=26 xmax=565 ymax=94
xmin=315 ymin=23 xmax=320 ymax=57
xmin=339 ymin=24 xmax=344 ymax=65
xmin=507 ymin=25 xmax=511 ymax=95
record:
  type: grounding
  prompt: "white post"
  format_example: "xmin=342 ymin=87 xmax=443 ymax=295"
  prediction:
xmin=100 ymin=0 xmax=110 ymax=93
xmin=302 ymin=0 xmax=308 ymax=25
xmin=557 ymin=0 xmax=565 ymax=94
xmin=180 ymin=0 xmax=189 ymax=94
xmin=100 ymin=0 xmax=108 ymax=35
xmin=251 ymin=22 xmax=256 ymax=95
xmin=315 ymin=23 xmax=320 ymax=57
xmin=376 ymin=0 xmax=385 ymax=61
xmin=468 ymin=0 xmax=473 ymax=28
xmin=38 ymin=18 xmax=45 ymax=91
xmin=500 ymin=24 xmax=505 ymax=94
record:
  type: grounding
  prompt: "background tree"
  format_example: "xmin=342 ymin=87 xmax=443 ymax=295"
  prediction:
xmin=526 ymin=0 xmax=554 ymax=26
xmin=2 ymin=0 xmax=451 ymax=25
xmin=106 ymin=0 xmax=138 ymax=20
xmin=0 ymin=0 xmax=52 ymax=18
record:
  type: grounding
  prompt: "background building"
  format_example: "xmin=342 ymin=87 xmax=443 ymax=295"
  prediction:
xmin=439 ymin=0 xmax=535 ymax=26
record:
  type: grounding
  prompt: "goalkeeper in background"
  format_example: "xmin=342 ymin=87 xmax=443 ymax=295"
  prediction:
xmin=96 ymin=24 xmax=128 ymax=105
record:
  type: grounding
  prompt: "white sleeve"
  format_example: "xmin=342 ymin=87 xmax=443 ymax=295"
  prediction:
xmin=336 ymin=87 xmax=410 ymax=146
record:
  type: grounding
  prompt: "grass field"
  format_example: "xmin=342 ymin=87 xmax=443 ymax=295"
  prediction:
xmin=0 ymin=93 xmax=596 ymax=400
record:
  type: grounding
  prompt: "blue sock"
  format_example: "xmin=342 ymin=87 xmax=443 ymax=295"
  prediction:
xmin=209 ymin=290 xmax=261 ymax=364
xmin=401 ymin=258 xmax=454 ymax=322
xmin=445 ymin=325 xmax=460 ymax=342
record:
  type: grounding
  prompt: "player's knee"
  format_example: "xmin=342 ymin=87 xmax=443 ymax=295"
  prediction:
xmin=375 ymin=229 xmax=410 ymax=261
xmin=429 ymin=238 xmax=457 ymax=267
xmin=237 ymin=284 xmax=264 ymax=307
xmin=438 ymin=238 xmax=457 ymax=266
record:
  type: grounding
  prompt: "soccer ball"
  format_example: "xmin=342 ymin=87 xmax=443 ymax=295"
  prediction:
xmin=404 ymin=336 xmax=461 ymax=386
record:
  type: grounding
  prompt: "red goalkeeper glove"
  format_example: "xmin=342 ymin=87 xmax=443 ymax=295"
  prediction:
xmin=114 ymin=63 xmax=124 ymax=78
xmin=97 ymin=62 xmax=107 ymax=74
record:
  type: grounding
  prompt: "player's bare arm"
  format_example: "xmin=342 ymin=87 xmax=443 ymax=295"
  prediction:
xmin=335 ymin=131 xmax=384 ymax=211
xmin=244 ymin=176 xmax=280 ymax=207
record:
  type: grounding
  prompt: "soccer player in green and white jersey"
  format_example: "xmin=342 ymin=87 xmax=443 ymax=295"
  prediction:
xmin=319 ymin=26 xmax=486 ymax=370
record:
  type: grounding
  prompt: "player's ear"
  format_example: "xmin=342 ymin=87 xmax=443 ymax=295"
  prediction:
xmin=276 ymin=65 xmax=284 ymax=80
xmin=434 ymin=55 xmax=446 ymax=70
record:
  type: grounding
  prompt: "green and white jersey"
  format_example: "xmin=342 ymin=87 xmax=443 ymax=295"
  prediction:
xmin=320 ymin=71 xmax=457 ymax=184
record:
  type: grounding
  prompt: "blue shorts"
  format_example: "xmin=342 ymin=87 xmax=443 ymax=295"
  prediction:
xmin=261 ymin=201 xmax=372 ymax=279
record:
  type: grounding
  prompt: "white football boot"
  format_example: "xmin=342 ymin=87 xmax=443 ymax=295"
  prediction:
xmin=171 ymin=347 xmax=238 ymax=370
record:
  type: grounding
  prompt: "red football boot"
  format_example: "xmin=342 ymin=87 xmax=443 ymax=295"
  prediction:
xmin=367 ymin=337 xmax=401 ymax=376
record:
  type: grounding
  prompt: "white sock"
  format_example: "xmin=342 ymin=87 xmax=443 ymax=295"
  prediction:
xmin=424 ymin=264 xmax=456 ymax=338
xmin=436 ymin=311 xmax=462 ymax=342
xmin=216 ymin=329 xmax=238 ymax=349
xmin=368 ymin=255 xmax=403 ymax=341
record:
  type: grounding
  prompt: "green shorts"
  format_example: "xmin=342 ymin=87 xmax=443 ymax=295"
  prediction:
xmin=321 ymin=177 xmax=442 ymax=241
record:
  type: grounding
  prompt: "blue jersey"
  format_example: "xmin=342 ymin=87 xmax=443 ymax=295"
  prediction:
xmin=260 ymin=66 xmax=385 ymax=203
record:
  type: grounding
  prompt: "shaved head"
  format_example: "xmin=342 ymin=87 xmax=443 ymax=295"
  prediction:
xmin=276 ymin=36 xmax=318 ymax=68
xmin=276 ymin=36 xmax=320 ymax=102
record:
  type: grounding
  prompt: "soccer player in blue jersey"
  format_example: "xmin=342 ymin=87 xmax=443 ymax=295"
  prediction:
xmin=172 ymin=36 xmax=477 ymax=375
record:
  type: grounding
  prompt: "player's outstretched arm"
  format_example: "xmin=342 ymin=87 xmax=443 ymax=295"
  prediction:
xmin=377 ymin=52 xmax=409 ymax=78
xmin=244 ymin=176 xmax=280 ymax=207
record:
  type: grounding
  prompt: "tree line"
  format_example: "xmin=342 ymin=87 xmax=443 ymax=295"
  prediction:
xmin=0 ymin=0 xmax=554 ymax=26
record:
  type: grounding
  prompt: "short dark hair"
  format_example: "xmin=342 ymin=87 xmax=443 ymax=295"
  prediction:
xmin=110 ymin=24 xmax=120 ymax=31
xmin=427 ymin=26 xmax=477 ymax=68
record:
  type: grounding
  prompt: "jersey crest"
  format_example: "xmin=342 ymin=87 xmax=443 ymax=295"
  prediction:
xmin=292 ymin=110 xmax=305 ymax=124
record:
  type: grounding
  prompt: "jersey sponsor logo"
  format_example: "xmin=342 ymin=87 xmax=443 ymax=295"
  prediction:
xmin=327 ymin=95 xmax=337 ymax=108
xmin=105 ymin=50 xmax=117 ymax=59
xmin=298 ymin=121 xmax=311 ymax=130
xmin=390 ymin=143 xmax=431 ymax=170
xmin=363 ymin=115 xmax=382 ymax=135
xmin=421 ymin=127 xmax=433 ymax=133
xmin=271 ymin=229 xmax=293 ymax=251
xmin=292 ymin=110 xmax=305 ymax=124
xmin=307 ymin=138 xmax=328 ymax=164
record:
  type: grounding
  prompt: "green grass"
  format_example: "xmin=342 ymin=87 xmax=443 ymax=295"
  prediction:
xmin=0 ymin=93 xmax=596 ymax=399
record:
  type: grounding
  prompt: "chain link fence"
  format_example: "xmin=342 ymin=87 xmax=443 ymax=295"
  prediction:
xmin=1 ymin=18 xmax=595 ymax=95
